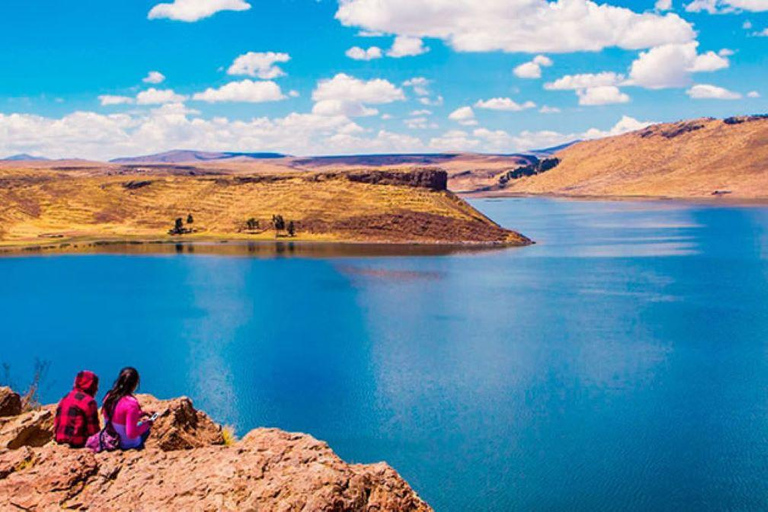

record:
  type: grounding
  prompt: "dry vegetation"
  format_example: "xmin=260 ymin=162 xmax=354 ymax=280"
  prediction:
xmin=491 ymin=116 xmax=768 ymax=200
xmin=0 ymin=166 xmax=529 ymax=249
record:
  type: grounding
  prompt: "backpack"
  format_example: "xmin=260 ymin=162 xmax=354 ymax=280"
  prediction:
xmin=86 ymin=419 xmax=121 ymax=453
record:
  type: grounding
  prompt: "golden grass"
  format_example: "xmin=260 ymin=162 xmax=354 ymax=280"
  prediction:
xmin=499 ymin=116 xmax=768 ymax=199
xmin=0 ymin=168 xmax=526 ymax=248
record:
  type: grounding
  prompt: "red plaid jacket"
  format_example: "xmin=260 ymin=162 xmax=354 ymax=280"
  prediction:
xmin=54 ymin=371 xmax=100 ymax=448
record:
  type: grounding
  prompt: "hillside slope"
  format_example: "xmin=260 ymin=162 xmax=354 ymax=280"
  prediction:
xmin=0 ymin=167 xmax=529 ymax=249
xmin=494 ymin=116 xmax=768 ymax=199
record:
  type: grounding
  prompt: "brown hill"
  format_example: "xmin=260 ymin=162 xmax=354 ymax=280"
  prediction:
xmin=0 ymin=166 xmax=529 ymax=250
xmin=487 ymin=115 xmax=768 ymax=200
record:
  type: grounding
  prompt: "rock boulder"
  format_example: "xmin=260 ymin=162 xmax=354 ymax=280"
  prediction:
xmin=0 ymin=387 xmax=21 ymax=418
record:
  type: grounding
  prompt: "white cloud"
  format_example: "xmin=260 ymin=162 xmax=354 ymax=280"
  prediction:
xmin=404 ymin=117 xmax=438 ymax=129
xmin=143 ymin=71 xmax=166 ymax=84
xmin=686 ymin=84 xmax=742 ymax=100
xmin=743 ymin=20 xmax=753 ymax=29
xmin=475 ymin=98 xmax=537 ymax=111
xmin=136 ymin=88 xmax=188 ymax=105
xmin=227 ymin=52 xmax=290 ymax=79
xmin=419 ymin=96 xmax=443 ymax=106
xmin=685 ymin=0 xmax=768 ymax=13
xmin=628 ymin=42 xmax=729 ymax=89
xmin=582 ymin=115 xmax=654 ymax=138
xmin=747 ymin=91 xmax=761 ymax=98
xmin=410 ymin=109 xmax=432 ymax=116
xmin=336 ymin=0 xmax=695 ymax=54
xmin=545 ymin=72 xmax=625 ymax=90
xmin=346 ymin=46 xmax=383 ymax=60
xmin=312 ymin=73 xmax=405 ymax=117
xmin=539 ymin=106 xmax=561 ymax=114
xmin=192 ymin=80 xmax=286 ymax=103
xmin=656 ymin=0 xmax=673 ymax=9
xmin=403 ymin=77 xmax=431 ymax=96
xmin=386 ymin=36 xmax=429 ymax=57
xmin=577 ymin=86 xmax=631 ymax=105
xmin=148 ymin=0 xmax=251 ymax=22
xmin=513 ymin=55 xmax=553 ymax=79
xmin=448 ymin=106 xmax=477 ymax=126
xmin=755 ymin=28 xmax=768 ymax=36
xmin=99 ymin=95 xmax=134 ymax=106
xmin=0 ymin=108 xmax=656 ymax=160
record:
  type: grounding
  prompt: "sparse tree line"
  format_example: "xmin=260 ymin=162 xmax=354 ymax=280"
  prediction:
xmin=168 ymin=213 xmax=297 ymax=237
xmin=241 ymin=215 xmax=296 ymax=237
xmin=168 ymin=213 xmax=195 ymax=235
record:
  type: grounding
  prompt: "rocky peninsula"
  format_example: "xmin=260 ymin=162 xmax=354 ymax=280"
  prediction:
xmin=0 ymin=387 xmax=431 ymax=511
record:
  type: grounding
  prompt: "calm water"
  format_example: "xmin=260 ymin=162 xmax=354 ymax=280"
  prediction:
xmin=3 ymin=197 xmax=768 ymax=511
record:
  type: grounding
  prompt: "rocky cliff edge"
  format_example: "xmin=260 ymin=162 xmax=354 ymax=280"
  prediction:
xmin=0 ymin=387 xmax=431 ymax=511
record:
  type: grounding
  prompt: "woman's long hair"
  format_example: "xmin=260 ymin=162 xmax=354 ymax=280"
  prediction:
xmin=103 ymin=367 xmax=140 ymax=419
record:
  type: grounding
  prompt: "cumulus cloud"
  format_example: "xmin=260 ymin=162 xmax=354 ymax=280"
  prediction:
xmin=656 ymin=0 xmax=674 ymax=9
xmin=582 ymin=115 xmax=654 ymax=138
xmin=335 ymin=0 xmax=695 ymax=54
xmin=386 ymin=36 xmax=429 ymax=57
xmin=0 ymin=107 xmax=655 ymax=160
xmin=685 ymin=0 xmax=768 ymax=13
xmin=539 ymin=106 xmax=561 ymax=114
xmin=404 ymin=117 xmax=438 ymax=129
xmin=136 ymin=88 xmax=188 ymax=105
xmin=192 ymin=80 xmax=286 ymax=103
xmin=403 ymin=77 xmax=430 ymax=96
xmin=686 ymin=84 xmax=742 ymax=99
xmin=474 ymin=98 xmax=537 ymax=111
xmin=513 ymin=55 xmax=553 ymax=79
xmin=628 ymin=43 xmax=730 ymax=89
xmin=312 ymin=73 xmax=405 ymax=117
xmin=226 ymin=52 xmax=291 ymax=79
xmin=448 ymin=106 xmax=477 ymax=126
xmin=577 ymin=86 xmax=630 ymax=105
xmin=143 ymin=71 xmax=166 ymax=84
xmin=99 ymin=95 xmax=134 ymax=106
xmin=747 ymin=90 xmax=761 ymax=98
xmin=346 ymin=46 xmax=383 ymax=60
xmin=148 ymin=0 xmax=251 ymax=22
xmin=545 ymin=72 xmax=625 ymax=90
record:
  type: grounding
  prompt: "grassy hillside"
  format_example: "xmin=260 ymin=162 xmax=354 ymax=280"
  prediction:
xmin=493 ymin=116 xmax=768 ymax=199
xmin=0 ymin=166 xmax=530 ymax=249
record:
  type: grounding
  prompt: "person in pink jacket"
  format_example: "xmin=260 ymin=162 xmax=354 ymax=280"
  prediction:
xmin=102 ymin=367 xmax=155 ymax=450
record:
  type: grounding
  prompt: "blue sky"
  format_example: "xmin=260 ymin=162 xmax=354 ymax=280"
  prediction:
xmin=0 ymin=0 xmax=765 ymax=159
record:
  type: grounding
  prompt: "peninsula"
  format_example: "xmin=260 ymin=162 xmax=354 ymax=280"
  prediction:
xmin=0 ymin=165 xmax=530 ymax=251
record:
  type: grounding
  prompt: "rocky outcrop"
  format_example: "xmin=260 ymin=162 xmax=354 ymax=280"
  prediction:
xmin=0 ymin=393 xmax=432 ymax=511
xmin=0 ymin=388 xmax=21 ymax=418
xmin=345 ymin=169 xmax=448 ymax=191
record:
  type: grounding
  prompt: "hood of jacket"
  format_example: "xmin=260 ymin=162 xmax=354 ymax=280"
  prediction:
xmin=74 ymin=370 xmax=99 ymax=397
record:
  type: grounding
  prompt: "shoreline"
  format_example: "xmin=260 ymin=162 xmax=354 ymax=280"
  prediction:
xmin=0 ymin=236 xmax=528 ymax=258
xmin=461 ymin=190 xmax=768 ymax=207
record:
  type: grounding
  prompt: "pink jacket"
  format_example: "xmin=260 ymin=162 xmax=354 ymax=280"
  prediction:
xmin=104 ymin=395 xmax=150 ymax=449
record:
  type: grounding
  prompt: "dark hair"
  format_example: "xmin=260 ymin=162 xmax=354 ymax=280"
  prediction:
xmin=103 ymin=367 xmax=140 ymax=419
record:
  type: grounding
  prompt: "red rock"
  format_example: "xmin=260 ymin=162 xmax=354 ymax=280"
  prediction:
xmin=0 ymin=393 xmax=432 ymax=511
xmin=0 ymin=387 xmax=21 ymax=418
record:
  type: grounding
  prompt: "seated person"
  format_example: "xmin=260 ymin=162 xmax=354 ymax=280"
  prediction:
xmin=102 ymin=367 xmax=155 ymax=450
xmin=54 ymin=370 xmax=100 ymax=448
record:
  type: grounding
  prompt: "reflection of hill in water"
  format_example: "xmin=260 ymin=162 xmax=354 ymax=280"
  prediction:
xmin=5 ymin=240 xmax=517 ymax=259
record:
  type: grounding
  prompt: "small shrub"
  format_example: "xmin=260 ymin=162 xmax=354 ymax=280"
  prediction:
xmin=222 ymin=425 xmax=238 ymax=446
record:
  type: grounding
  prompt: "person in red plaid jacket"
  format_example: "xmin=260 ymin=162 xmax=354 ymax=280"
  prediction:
xmin=54 ymin=371 xmax=100 ymax=448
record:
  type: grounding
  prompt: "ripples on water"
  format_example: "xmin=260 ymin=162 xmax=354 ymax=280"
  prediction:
xmin=2 ymin=198 xmax=768 ymax=511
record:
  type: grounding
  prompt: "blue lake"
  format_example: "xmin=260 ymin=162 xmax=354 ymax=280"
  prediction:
xmin=3 ymin=197 xmax=768 ymax=511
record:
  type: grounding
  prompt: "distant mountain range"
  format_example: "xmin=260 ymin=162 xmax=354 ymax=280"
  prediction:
xmin=110 ymin=150 xmax=287 ymax=164
xmin=1 ymin=153 xmax=50 ymax=162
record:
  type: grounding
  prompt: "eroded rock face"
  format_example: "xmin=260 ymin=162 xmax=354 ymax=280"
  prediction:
xmin=0 ymin=388 xmax=21 ymax=418
xmin=0 ymin=394 xmax=432 ymax=511
xmin=0 ymin=406 xmax=55 ymax=450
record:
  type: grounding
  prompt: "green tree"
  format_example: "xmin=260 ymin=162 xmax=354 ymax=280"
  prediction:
xmin=287 ymin=220 xmax=296 ymax=237
xmin=246 ymin=218 xmax=259 ymax=231
xmin=170 ymin=217 xmax=184 ymax=235
xmin=272 ymin=215 xmax=285 ymax=235
xmin=187 ymin=214 xmax=194 ymax=224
